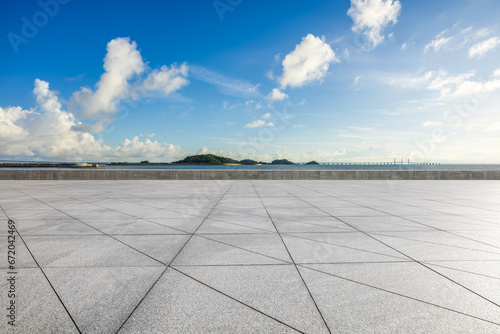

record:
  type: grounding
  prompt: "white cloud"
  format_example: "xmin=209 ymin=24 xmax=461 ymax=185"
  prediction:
xmin=279 ymin=34 xmax=337 ymax=89
xmin=427 ymin=69 xmax=500 ymax=98
xmin=69 ymin=37 xmax=189 ymax=122
xmin=423 ymin=121 xmax=443 ymax=127
xmin=453 ymin=76 xmax=500 ymax=97
xmin=395 ymin=68 xmax=500 ymax=99
xmin=244 ymin=99 xmax=263 ymax=110
xmin=423 ymin=25 xmax=496 ymax=56
xmin=142 ymin=63 xmax=189 ymax=95
xmin=401 ymin=42 xmax=407 ymax=50
xmin=0 ymin=79 xmax=181 ymax=161
xmin=427 ymin=70 xmax=476 ymax=97
xmin=261 ymin=112 xmax=272 ymax=120
xmin=423 ymin=36 xmax=452 ymax=54
xmin=69 ymin=37 xmax=145 ymax=120
xmin=112 ymin=136 xmax=181 ymax=160
xmin=347 ymin=0 xmax=401 ymax=48
xmin=469 ymin=37 xmax=500 ymax=58
xmin=244 ymin=120 xmax=275 ymax=128
xmin=353 ymin=75 xmax=361 ymax=85
xmin=140 ymin=133 xmax=157 ymax=138
xmin=266 ymin=88 xmax=288 ymax=101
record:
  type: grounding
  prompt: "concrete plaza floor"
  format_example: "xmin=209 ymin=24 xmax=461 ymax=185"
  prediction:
xmin=1 ymin=180 xmax=500 ymax=333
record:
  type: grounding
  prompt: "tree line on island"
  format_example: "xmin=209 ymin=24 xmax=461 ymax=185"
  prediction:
xmin=111 ymin=154 xmax=320 ymax=165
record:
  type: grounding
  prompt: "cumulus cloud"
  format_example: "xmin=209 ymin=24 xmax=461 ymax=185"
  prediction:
xmin=141 ymin=63 xmax=189 ymax=95
xmin=111 ymin=136 xmax=180 ymax=160
xmin=266 ymin=88 xmax=288 ymax=101
xmin=0 ymin=79 xmax=182 ymax=161
xmin=279 ymin=34 xmax=336 ymax=89
xmin=69 ymin=38 xmax=145 ymax=120
xmin=69 ymin=37 xmax=189 ymax=122
xmin=347 ymin=0 xmax=401 ymax=48
xmin=427 ymin=70 xmax=476 ymax=97
xmin=469 ymin=37 xmax=500 ymax=58
xmin=395 ymin=68 xmax=500 ymax=99
xmin=244 ymin=120 xmax=275 ymax=128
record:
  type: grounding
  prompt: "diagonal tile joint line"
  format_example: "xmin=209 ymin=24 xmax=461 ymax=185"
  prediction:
xmin=171 ymin=267 xmax=304 ymax=333
xmin=0 ymin=204 xmax=83 ymax=334
xmin=114 ymin=180 xmax=235 ymax=333
xmin=293 ymin=180 xmax=500 ymax=250
xmin=298 ymin=264 xmax=500 ymax=327
xmin=272 ymin=180 xmax=500 ymax=310
xmin=1 ymin=181 xmax=171 ymax=268
xmin=250 ymin=180 xmax=333 ymax=334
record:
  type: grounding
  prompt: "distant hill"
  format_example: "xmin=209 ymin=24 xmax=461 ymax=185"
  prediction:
xmin=271 ymin=159 xmax=295 ymax=165
xmin=173 ymin=154 xmax=240 ymax=165
xmin=239 ymin=159 xmax=259 ymax=165
xmin=305 ymin=160 xmax=319 ymax=165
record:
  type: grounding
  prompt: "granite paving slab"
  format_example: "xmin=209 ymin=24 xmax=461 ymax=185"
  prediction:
xmin=0 ymin=180 xmax=499 ymax=333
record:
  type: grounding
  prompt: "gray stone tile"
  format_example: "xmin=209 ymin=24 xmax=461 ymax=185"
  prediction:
xmin=196 ymin=217 xmax=277 ymax=234
xmin=198 ymin=233 xmax=292 ymax=262
xmin=0 ymin=234 xmax=37 ymax=269
xmin=370 ymin=231 xmax=500 ymax=261
xmin=208 ymin=207 xmax=270 ymax=220
xmin=15 ymin=218 xmax=100 ymax=236
xmin=23 ymin=236 xmax=163 ymax=267
xmin=265 ymin=206 xmax=330 ymax=219
xmin=113 ymin=234 xmax=191 ymax=264
xmin=0 ymin=268 xmax=78 ymax=333
xmin=273 ymin=217 xmax=356 ymax=233
xmin=175 ymin=264 xmax=329 ymax=333
xmin=118 ymin=268 xmax=299 ymax=333
xmin=321 ymin=206 xmax=390 ymax=217
xmin=425 ymin=262 xmax=500 ymax=306
xmin=2 ymin=180 xmax=500 ymax=333
xmin=300 ymin=262 xmax=500 ymax=324
xmin=44 ymin=266 xmax=165 ymax=334
xmin=142 ymin=209 xmax=204 ymax=219
xmin=4 ymin=209 xmax=68 ymax=220
xmin=281 ymin=232 xmax=406 ymax=263
xmin=299 ymin=266 xmax=500 ymax=333
xmin=403 ymin=215 xmax=500 ymax=231
xmin=422 ymin=260 xmax=500 ymax=279
xmin=172 ymin=235 xmax=287 ymax=265
xmin=339 ymin=216 xmax=435 ymax=232
xmin=84 ymin=218 xmax=187 ymax=235
xmin=451 ymin=230 xmax=500 ymax=248
xmin=146 ymin=217 xmax=205 ymax=233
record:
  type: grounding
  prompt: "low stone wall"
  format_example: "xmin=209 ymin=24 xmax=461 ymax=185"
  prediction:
xmin=0 ymin=169 xmax=499 ymax=180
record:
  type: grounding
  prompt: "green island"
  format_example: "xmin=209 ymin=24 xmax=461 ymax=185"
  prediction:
xmin=106 ymin=155 xmax=322 ymax=165
xmin=173 ymin=154 xmax=241 ymax=165
xmin=173 ymin=155 xmax=302 ymax=165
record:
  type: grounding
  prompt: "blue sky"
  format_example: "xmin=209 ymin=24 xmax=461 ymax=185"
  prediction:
xmin=1 ymin=0 xmax=500 ymax=163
